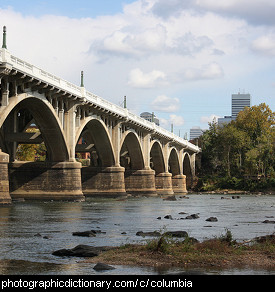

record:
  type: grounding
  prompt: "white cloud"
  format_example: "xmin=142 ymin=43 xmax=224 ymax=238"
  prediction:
xmin=128 ymin=68 xmax=167 ymax=88
xmin=169 ymin=114 xmax=185 ymax=126
xmin=151 ymin=0 xmax=275 ymax=25
xmin=183 ymin=62 xmax=224 ymax=81
xmin=151 ymin=95 xmax=180 ymax=112
xmin=200 ymin=114 xmax=221 ymax=124
xmin=159 ymin=114 xmax=185 ymax=128
xmin=195 ymin=0 xmax=275 ymax=25
xmin=0 ymin=0 xmax=274 ymax=133
xmin=151 ymin=0 xmax=192 ymax=19
xmin=94 ymin=22 xmax=167 ymax=59
xmin=170 ymin=33 xmax=214 ymax=56
xmin=252 ymin=35 xmax=275 ymax=56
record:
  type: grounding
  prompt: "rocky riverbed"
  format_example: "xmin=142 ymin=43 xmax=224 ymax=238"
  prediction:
xmin=1 ymin=194 xmax=274 ymax=274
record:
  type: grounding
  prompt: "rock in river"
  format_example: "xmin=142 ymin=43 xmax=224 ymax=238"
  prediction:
xmin=72 ymin=230 xmax=106 ymax=237
xmin=52 ymin=245 xmax=112 ymax=257
xmin=185 ymin=214 xmax=200 ymax=219
xmin=136 ymin=231 xmax=161 ymax=237
xmin=262 ymin=220 xmax=275 ymax=224
xmin=136 ymin=230 xmax=188 ymax=238
xmin=163 ymin=231 xmax=188 ymax=238
xmin=163 ymin=195 xmax=177 ymax=201
xmin=205 ymin=217 xmax=218 ymax=222
xmin=93 ymin=262 xmax=115 ymax=271
xmin=72 ymin=231 xmax=96 ymax=237
xmin=164 ymin=215 xmax=173 ymax=219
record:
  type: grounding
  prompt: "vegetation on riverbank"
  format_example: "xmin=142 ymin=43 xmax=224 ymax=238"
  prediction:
xmin=195 ymin=103 xmax=275 ymax=192
xmin=87 ymin=231 xmax=275 ymax=271
xmin=195 ymin=176 xmax=275 ymax=193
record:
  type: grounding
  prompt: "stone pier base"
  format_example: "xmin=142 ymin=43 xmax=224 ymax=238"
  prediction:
xmin=172 ymin=174 xmax=187 ymax=194
xmin=155 ymin=172 xmax=174 ymax=195
xmin=0 ymin=150 xmax=11 ymax=204
xmin=9 ymin=161 xmax=84 ymax=201
xmin=81 ymin=166 xmax=127 ymax=198
xmin=124 ymin=169 xmax=157 ymax=197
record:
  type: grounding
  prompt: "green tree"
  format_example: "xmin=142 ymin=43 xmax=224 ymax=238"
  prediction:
xmin=236 ymin=103 xmax=275 ymax=177
xmin=218 ymin=122 xmax=249 ymax=177
xmin=235 ymin=103 xmax=274 ymax=146
xmin=200 ymin=121 xmax=220 ymax=175
xmin=199 ymin=103 xmax=274 ymax=190
xmin=16 ymin=127 xmax=46 ymax=161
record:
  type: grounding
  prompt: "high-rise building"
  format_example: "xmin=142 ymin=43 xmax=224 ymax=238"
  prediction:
xmin=140 ymin=112 xmax=160 ymax=126
xmin=190 ymin=127 xmax=204 ymax=140
xmin=218 ymin=92 xmax=251 ymax=126
xmin=231 ymin=93 xmax=251 ymax=119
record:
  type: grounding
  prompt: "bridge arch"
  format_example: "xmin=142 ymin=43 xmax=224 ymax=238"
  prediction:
xmin=76 ymin=117 xmax=125 ymax=197
xmin=150 ymin=141 xmax=165 ymax=175
xmin=121 ymin=131 xmax=157 ymax=196
xmin=75 ymin=117 xmax=115 ymax=167
xmin=183 ymin=152 xmax=193 ymax=190
xmin=168 ymin=148 xmax=180 ymax=176
xmin=0 ymin=93 xmax=69 ymax=162
xmin=120 ymin=131 xmax=144 ymax=170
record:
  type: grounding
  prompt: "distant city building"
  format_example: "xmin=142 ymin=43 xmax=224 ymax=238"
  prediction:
xmin=190 ymin=127 xmax=204 ymax=140
xmin=231 ymin=93 xmax=251 ymax=119
xmin=217 ymin=116 xmax=233 ymax=126
xmin=140 ymin=112 xmax=160 ymax=126
xmin=218 ymin=92 xmax=251 ymax=126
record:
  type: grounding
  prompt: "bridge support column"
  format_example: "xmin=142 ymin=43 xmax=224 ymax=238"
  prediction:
xmin=124 ymin=169 xmax=157 ymax=197
xmin=155 ymin=172 xmax=174 ymax=195
xmin=172 ymin=174 xmax=187 ymax=194
xmin=9 ymin=161 xmax=84 ymax=201
xmin=81 ymin=166 xmax=127 ymax=198
xmin=0 ymin=149 xmax=11 ymax=204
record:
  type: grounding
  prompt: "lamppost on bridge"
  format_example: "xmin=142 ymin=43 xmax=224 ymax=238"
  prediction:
xmin=2 ymin=26 xmax=7 ymax=49
xmin=80 ymin=71 xmax=84 ymax=87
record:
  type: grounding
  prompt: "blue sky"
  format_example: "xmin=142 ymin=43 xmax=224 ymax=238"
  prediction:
xmin=0 ymin=0 xmax=134 ymax=18
xmin=0 ymin=0 xmax=274 ymax=138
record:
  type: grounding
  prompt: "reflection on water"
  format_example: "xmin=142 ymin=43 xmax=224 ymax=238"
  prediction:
xmin=0 ymin=194 xmax=274 ymax=275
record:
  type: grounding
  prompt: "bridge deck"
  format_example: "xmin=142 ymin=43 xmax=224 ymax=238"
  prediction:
xmin=1 ymin=48 xmax=200 ymax=153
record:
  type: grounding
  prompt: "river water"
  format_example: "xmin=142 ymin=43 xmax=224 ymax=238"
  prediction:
xmin=0 ymin=194 xmax=274 ymax=275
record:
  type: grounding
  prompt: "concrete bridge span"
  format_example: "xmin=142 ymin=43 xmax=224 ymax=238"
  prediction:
xmin=0 ymin=27 xmax=200 ymax=204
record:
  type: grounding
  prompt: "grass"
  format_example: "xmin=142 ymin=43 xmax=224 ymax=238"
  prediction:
xmin=86 ymin=230 xmax=275 ymax=270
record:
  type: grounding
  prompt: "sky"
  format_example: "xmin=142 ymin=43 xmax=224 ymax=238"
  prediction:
xmin=0 ymin=0 xmax=275 ymax=139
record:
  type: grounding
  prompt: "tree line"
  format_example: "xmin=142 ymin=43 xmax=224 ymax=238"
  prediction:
xmin=196 ymin=103 xmax=275 ymax=191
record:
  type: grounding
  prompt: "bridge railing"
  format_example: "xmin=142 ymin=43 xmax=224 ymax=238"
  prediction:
xmin=1 ymin=48 xmax=200 ymax=153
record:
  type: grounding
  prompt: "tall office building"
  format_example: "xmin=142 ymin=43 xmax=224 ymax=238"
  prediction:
xmin=140 ymin=112 xmax=160 ymax=126
xmin=218 ymin=92 xmax=251 ymax=125
xmin=231 ymin=93 xmax=251 ymax=119
xmin=190 ymin=127 xmax=204 ymax=140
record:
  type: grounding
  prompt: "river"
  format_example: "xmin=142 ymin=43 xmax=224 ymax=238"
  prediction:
xmin=0 ymin=194 xmax=274 ymax=275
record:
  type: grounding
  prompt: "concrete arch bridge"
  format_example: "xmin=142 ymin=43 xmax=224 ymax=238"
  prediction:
xmin=0 ymin=28 xmax=200 ymax=204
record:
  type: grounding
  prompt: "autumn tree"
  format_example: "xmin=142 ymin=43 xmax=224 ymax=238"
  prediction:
xmin=16 ymin=127 xmax=46 ymax=161
xmin=199 ymin=103 xmax=274 ymax=190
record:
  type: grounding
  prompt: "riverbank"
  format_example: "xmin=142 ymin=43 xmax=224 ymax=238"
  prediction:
xmin=194 ymin=175 xmax=275 ymax=195
xmin=86 ymin=233 xmax=275 ymax=272
xmin=191 ymin=189 xmax=275 ymax=196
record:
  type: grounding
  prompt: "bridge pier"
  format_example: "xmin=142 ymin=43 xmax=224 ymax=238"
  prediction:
xmin=124 ymin=168 xmax=157 ymax=197
xmin=81 ymin=166 xmax=127 ymax=198
xmin=172 ymin=174 xmax=187 ymax=194
xmin=155 ymin=172 xmax=174 ymax=195
xmin=9 ymin=161 xmax=84 ymax=201
xmin=0 ymin=150 xmax=12 ymax=204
